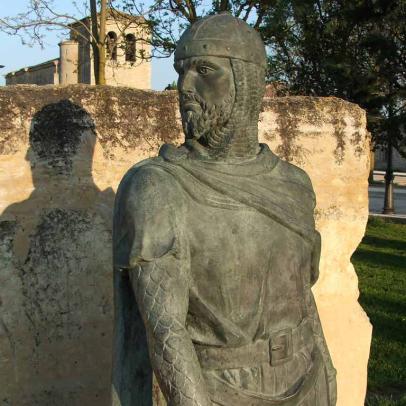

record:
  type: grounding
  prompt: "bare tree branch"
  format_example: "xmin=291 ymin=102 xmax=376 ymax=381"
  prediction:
xmin=0 ymin=17 xmax=93 ymax=44
xmin=0 ymin=0 xmax=98 ymax=45
xmin=185 ymin=0 xmax=198 ymax=21
xmin=242 ymin=4 xmax=253 ymax=21
xmin=220 ymin=0 xmax=229 ymax=12
xmin=254 ymin=2 xmax=268 ymax=29
xmin=90 ymin=0 xmax=100 ymax=42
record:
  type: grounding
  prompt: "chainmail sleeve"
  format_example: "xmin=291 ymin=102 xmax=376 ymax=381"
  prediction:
xmin=114 ymin=163 xmax=212 ymax=406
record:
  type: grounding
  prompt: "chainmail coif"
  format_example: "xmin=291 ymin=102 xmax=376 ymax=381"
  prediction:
xmin=205 ymin=59 xmax=266 ymax=159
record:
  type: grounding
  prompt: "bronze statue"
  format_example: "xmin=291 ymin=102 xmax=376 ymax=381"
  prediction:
xmin=113 ymin=13 xmax=337 ymax=406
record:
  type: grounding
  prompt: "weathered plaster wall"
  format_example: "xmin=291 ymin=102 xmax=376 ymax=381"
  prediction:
xmin=0 ymin=85 xmax=371 ymax=406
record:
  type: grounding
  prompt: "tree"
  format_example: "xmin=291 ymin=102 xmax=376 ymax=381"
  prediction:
xmin=164 ymin=80 xmax=177 ymax=90
xmin=90 ymin=0 xmax=107 ymax=84
xmin=260 ymin=0 xmax=406 ymax=156
xmin=0 ymin=0 xmax=109 ymax=84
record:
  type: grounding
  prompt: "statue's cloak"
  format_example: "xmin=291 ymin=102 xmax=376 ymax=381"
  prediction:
xmin=112 ymin=144 xmax=321 ymax=405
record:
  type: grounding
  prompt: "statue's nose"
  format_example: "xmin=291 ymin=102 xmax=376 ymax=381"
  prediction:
xmin=178 ymin=70 xmax=196 ymax=93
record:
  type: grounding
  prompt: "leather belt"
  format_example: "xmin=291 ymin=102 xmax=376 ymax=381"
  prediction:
xmin=195 ymin=318 xmax=313 ymax=370
xmin=207 ymin=347 xmax=325 ymax=406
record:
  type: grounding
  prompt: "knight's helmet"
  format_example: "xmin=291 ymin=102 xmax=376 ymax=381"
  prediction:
xmin=175 ymin=13 xmax=267 ymax=158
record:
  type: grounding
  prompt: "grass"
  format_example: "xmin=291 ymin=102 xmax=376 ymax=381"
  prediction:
xmin=352 ymin=217 xmax=406 ymax=406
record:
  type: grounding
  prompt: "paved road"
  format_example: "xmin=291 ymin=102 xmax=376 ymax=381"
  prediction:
xmin=369 ymin=186 xmax=406 ymax=215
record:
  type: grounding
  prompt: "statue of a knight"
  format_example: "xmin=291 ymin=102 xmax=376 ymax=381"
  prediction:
xmin=112 ymin=13 xmax=337 ymax=406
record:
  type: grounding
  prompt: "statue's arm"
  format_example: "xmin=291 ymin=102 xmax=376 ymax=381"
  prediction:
xmin=115 ymin=165 xmax=211 ymax=406
xmin=130 ymin=255 xmax=212 ymax=406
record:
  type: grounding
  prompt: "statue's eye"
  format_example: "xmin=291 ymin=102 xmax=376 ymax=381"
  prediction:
xmin=197 ymin=65 xmax=212 ymax=75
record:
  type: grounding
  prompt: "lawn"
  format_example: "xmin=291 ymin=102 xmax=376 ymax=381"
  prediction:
xmin=352 ymin=217 xmax=406 ymax=406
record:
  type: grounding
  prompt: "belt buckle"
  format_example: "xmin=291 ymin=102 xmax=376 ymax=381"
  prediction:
xmin=269 ymin=328 xmax=293 ymax=366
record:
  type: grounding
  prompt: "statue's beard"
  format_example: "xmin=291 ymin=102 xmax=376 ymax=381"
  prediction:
xmin=179 ymin=91 xmax=234 ymax=148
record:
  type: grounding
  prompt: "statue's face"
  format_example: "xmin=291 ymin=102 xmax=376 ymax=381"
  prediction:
xmin=174 ymin=56 xmax=235 ymax=143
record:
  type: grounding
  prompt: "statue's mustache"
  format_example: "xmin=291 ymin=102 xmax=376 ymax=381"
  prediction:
xmin=179 ymin=92 xmax=207 ymax=110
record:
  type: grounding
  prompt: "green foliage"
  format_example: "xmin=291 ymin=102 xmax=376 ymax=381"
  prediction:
xmin=352 ymin=218 xmax=406 ymax=405
xmin=260 ymin=0 xmax=406 ymax=153
xmin=165 ymin=80 xmax=178 ymax=90
xmin=366 ymin=394 xmax=406 ymax=406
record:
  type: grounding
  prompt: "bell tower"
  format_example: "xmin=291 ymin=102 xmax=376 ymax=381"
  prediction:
xmin=69 ymin=11 xmax=151 ymax=89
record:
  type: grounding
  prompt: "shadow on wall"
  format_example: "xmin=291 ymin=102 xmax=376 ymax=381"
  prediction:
xmin=0 ymin=100 xmax=115 ymax=406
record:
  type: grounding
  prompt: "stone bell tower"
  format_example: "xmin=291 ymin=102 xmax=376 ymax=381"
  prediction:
xmin=69 ymin=11 xmax=151 ymax=89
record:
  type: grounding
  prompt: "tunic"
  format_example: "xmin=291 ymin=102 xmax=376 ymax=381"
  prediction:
xmin=112 ymin=144 xmax=337 ymax=406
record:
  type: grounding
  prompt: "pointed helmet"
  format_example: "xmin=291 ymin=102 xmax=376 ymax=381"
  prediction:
xmin=175 ymin=13 xmax=266 ymax=68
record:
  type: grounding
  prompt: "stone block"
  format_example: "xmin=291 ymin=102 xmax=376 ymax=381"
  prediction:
xmin=0 ymin=86 xmax=371 ymax=405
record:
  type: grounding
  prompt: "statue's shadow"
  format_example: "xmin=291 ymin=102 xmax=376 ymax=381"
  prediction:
xmin=0 ymin=100 xmax=115 ymax=405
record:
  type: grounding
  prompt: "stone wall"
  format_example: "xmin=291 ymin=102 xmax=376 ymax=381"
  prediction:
xmin=0 ymin=85 xmax=371 ymax=406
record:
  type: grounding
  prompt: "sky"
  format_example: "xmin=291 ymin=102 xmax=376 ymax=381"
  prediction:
xmin=0 ymin=0 xmax=177 ymax=90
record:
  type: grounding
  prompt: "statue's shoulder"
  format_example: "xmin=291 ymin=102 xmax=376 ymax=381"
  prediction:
xmin=120 ymin=156 xmax=164 ymax=180
xmin=275 ymin=158 xmax=314 ymax=191
xmin=116 ymin=156 xmax=179 ymax=204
